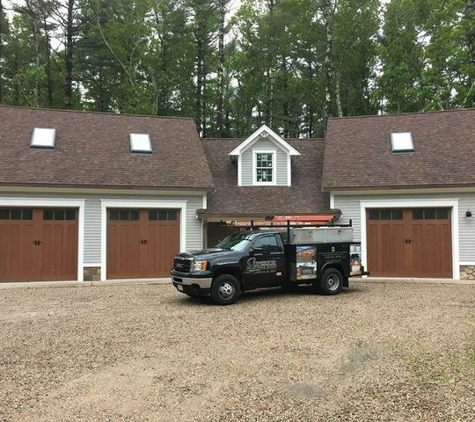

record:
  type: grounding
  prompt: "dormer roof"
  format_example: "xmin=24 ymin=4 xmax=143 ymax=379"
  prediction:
xmin=228 ymin=124 xmax=301 ymax=156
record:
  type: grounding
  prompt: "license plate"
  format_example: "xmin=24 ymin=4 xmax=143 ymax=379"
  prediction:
xmin=177 ymin=284 xmax=184 ymax=292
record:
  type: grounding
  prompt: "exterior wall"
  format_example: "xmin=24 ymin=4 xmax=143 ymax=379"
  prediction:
xmin=0 ymin=190 xmax=205 ymax=281
xmin=333 ymin=191 xmax=475 ymax=279
xmin=241 ymin=137 xmax=289 ymax=186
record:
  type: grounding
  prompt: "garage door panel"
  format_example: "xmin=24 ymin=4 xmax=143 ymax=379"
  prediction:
xmin=367 ymin=208 xmax=452 ymax=278
xmin=107 ymin=209 xmax=180 ymax=279
xmin=0 ymin=208 xmax=78 ymax=282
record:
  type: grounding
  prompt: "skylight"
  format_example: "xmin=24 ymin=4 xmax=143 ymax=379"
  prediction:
xmin=130 ymin=133 xmax=152 ymax=153
xmin=391 ymin=132 xmax=414 ymax=153
xmin=30 ymin=128 xmax=56 ymax=149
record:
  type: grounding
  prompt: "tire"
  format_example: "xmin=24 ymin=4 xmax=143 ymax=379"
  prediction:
xmin=211 ymin=274 xmax=241 ymax=305
xmin=317 ymin=268 xmax=343 ymax=295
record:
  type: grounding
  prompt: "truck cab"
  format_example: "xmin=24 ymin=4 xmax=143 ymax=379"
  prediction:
xmin=171 ymin=227 xmax=366 ymax=305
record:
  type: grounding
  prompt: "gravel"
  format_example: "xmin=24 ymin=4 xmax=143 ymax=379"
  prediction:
xmin=1 ymin=281 xmax=474 ymax=421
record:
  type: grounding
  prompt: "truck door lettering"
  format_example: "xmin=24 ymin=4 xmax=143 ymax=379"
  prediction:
xmin=246 ymin=257 xmax=277 ymax=273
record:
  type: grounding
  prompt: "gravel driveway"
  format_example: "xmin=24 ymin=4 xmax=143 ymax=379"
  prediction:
xmin=1 ymin=281 xmax=474 ymax=421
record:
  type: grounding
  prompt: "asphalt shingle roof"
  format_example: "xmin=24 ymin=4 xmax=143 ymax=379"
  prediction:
xmin=0 ymin=106 xmax=214 ymax=190
xmin=201 ymin=138 xmax=335 ymax=217
xmin=323 ymin=109 xmax=475 ymax=191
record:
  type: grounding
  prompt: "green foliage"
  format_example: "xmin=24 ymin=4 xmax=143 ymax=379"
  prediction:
xmin=1 ymin=0 xmax=474 ymax=135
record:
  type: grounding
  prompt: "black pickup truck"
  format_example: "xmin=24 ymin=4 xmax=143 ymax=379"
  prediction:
xmin=171 ymin=228 xmax=367 ymax=305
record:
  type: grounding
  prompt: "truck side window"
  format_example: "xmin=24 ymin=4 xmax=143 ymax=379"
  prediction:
xmin=253 ymin=235 xmax=282 ymax=252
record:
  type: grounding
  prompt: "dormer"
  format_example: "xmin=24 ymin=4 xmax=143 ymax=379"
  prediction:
xmin=229 ymin=125 xmax=300 ymax=187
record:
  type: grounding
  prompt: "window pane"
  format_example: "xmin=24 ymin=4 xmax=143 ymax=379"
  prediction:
xmin=437 ymin=209 xmax=449 ymax=219
xmin=368 ymin=210 xmax=380 ymax=220
xmin=65 ymin=210 xmax=76 ymax=220
xmin=413 ymin=210 xmax=423 ymax=220
xmin=168 ymin=210 xmax=177 ymax=220
xmin=0 ymin=209 xmax=10 ymax=220
xmin=149 ymin=210 xmax=157 ymax=221
xmin=158 ymin=210 xmax=168 ymax=220
xmin=380 ymin=210 xmax=391 ymax=220
xmin=120 ymin=211 xmax=129 ymax=220
xmin=130 ymin=211 xmax=139 ymax=221
xmin=392 ymin=210 xmax=403 ymax=220
xmin=424 ymin=209 xmax=436 ymax=219
xmin=22 ymin=209 xmax=33 ymax=220
xmin=55 ymin=210 xmax=65 ymax=220
xmin=110 ymin=210 xmax=120 ymax=220
xmin=44 ymin=210 xmax=54 ymax=220
xmin=11 ymin=209 xmax=22 ymax=220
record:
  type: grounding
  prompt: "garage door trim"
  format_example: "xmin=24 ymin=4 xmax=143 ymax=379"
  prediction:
xmin=100 ymin=199 xmax=187 ymax=281
xmin=359 ymin=198 xmax=460 ymax=280
xmin=0 ymin=197 xmax=85 ymax=281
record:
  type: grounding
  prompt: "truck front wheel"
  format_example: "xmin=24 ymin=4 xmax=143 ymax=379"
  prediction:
xmin=317 ymin=268 xmax=343 ymax=295
xmin=211 ymin=274 xmax=241 ymax=305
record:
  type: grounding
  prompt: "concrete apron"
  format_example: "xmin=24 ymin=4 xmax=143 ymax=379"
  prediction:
xmin=1 ymin=277 xmax=475 ymax=290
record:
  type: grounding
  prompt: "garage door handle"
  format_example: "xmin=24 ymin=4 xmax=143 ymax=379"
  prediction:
xmin=34 ymin=240 xmax=42 ymax=245
xmin=140 ymin=239 xmax=148 ymax=245
xmin=405 ymin=239 xmax=412 ymax=244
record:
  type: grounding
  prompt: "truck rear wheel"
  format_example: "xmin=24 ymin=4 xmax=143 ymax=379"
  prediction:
xmin=317 ymin=268 xmax=343 ymax=295
xmin=211 ymin=274 xmax=241 ymax=305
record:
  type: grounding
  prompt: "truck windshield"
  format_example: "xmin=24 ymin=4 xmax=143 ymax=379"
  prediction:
xmin=214 ymin=232 xmax=252 ymax=251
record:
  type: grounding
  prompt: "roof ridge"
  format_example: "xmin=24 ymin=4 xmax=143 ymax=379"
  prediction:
xmin=0 ymin=105 xmax=195 ymax=121
xmin=329 ymin=108 xmax=475 ymax=121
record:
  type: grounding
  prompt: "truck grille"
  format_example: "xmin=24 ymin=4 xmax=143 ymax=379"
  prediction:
xmin=173 ymin=257 xmax=192 ymax=273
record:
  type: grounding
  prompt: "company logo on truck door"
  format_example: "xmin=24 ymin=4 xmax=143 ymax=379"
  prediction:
xmin=246 ymin=257 xmax=277 ymax=273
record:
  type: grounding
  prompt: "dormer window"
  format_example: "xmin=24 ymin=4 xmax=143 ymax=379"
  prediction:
xmin=31 ymin=128 xmax=56 ymax=149
xmin=229 ymin=124 xmax=300 ymax=187
xmin=254 ymin=151 xmax=276 ymax=185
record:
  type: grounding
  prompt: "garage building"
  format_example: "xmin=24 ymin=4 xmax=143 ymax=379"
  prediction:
xmin=0 ymin=106 xmax=213 ymax=282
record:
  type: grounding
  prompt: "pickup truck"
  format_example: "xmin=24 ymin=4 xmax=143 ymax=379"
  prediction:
xmin=171 ymin=227 xmax=367 ymax=305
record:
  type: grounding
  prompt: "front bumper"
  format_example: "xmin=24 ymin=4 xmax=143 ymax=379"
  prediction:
xmin=171 ymin=271 xmax=212 ymax=296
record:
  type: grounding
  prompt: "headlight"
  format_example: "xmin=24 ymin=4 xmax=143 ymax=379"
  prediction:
xmin=192 ymin=260 xmax=208 ymax=272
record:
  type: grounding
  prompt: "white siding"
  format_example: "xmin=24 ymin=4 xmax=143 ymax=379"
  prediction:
xmin=334 ymin=191 xmax=475 ymax=268
xmin=240 ymin=137 xmax=289 ymax=186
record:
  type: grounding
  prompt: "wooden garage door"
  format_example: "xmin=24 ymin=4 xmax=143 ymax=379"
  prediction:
xmin=107 ymin=209 xmax=180 ymax=279
xmin=0 ymin=208 xmax=78 ymax=282
xmin=367 ymin=208 xmax=452 ymax=278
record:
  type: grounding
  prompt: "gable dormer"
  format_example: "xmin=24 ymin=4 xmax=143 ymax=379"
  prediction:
xmin=229 ymin=125 xmax=300 ymax=187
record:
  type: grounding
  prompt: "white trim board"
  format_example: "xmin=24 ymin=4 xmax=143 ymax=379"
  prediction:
xmin=100 ymin=199 xmax=188 ymax=281
xmin=359 ymin=198 xmax=460 ymax=280
xmin=0 ymin=197 xmax=86 ymax=282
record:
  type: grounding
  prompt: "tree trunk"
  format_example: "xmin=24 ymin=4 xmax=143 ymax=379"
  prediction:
xmin=216 ymin=0 xmax=226 ymax=137
xmin=195 ymin=37 xmax=204 ymax=136
xmin=44 ymin=17 xmax=53 ymax=107
xmin=64 ymin=0 xmax=74 ymax=109
xmin=322 ymin=0 xmax=336 ymax=131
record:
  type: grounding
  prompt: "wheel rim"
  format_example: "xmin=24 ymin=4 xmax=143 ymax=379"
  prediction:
xmin=218 ymin=281 xmax=235 ymax=300
xmin=326 ymin=274 xmax=340 ymax=291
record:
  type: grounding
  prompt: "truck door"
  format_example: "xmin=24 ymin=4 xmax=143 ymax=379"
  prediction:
xmin=243 ymin=234 xmax=286 ymax=288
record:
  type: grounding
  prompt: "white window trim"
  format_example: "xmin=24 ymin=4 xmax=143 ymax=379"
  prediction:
xmin=252 ymin=150 xmax=277 ymax=186
xmin=359 ymin=198 xmax=460 ymax=280
xmin=100 ymin=199 xmax=187 ymax=281
xmin=0 ymin=197 xmax=85 ymax=281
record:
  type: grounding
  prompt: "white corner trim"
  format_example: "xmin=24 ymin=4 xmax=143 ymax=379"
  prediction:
xmin=237 ymin=155 xmax=242 ymax=186
xmin=0 ymin=197 xmax=86 ymax=281
xmin=252 ymin=150 xmax=277 ymax=186
xmin=287 ymin=154 xmax=292 ymax=187
xmin=359 ymin=198 xmax=460 ymax=280
xmin=100 ymin=199 xmax=188 ymax=281
xmin=330 ymin=193 xmax=335 ymax=209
